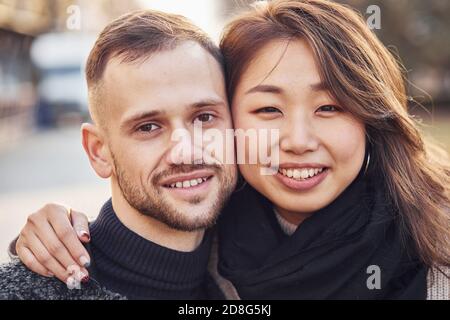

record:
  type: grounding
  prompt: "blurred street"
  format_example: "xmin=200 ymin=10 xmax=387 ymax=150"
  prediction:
xmin=0 ymin=126 xmax=109 ymax=263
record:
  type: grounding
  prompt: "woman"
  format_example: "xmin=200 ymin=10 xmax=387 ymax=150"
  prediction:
xmin=214 ymin=0 xmax=450 ymax=299
xmin=12 ymin=0 xmax=450 ymax=299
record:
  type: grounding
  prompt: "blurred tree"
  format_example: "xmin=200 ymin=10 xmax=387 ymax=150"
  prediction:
xmin=342 ymin=0 xmax=450 ymax=105
xmin=219 ymin=0 xmax=450 ymax=106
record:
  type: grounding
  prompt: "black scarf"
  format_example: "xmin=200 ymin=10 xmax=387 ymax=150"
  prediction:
xmin=218 ymin=170 xmax=428 ymax=300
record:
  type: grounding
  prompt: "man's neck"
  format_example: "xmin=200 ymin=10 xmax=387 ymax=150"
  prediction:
xmin=110 ymin=187 xmax=205 ymax=252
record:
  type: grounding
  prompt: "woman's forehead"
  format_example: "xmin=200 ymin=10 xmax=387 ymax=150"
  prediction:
xmin=236 ymin=39 xmax=322 ymax=93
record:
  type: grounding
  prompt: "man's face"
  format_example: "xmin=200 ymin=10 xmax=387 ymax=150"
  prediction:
xmin=100 ymin=41 xmax=237 ymax=231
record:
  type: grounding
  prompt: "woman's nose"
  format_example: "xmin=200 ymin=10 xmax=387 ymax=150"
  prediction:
xmin=279 ymin=116 xmax=319 ymax=155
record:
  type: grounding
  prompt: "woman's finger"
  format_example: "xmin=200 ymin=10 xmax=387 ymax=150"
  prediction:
xmin=47 ymin=208 xmax=91 ymax=267
xmin=31 ymin=219 xmax=90 ymax=279
xmin=69 ymin=209 xmax=91 ymax=243
xmin=16 ymin=244 xmax=52 ymax=278
xmin=23 ymin=232 xmax=71 ymax=283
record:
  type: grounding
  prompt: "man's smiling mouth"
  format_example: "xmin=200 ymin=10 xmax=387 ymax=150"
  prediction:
xmin=159 ymin=168 xmax=216 ymax=191
xmin=164 ymin=176 xmax=212 ymax=189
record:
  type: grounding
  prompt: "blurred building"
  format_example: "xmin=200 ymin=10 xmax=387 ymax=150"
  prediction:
xmin=0 ymin=0 xmax=142 ymax=149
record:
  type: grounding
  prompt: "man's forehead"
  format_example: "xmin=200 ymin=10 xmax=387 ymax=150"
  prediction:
xmin=103 ymin=41 xmax=222 ymax=84
xmin=103 ymin=48 xmax=225 ymax=97
xmin=97 ymin=42 xmax=227 ymax=124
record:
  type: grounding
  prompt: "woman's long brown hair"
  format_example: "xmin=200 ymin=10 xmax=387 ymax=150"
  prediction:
xmin=221 ymin=0 xmax=450 ymax=270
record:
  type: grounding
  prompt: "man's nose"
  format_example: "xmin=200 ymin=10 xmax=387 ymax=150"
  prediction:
xmin=164 ymin=124 xmax=203 ymax=166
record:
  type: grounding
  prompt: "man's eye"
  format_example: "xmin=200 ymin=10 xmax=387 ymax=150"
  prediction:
xmin=317 ymin=105 xmax=340 ymax=112
xmin=195 ymin=113 xmax=215 ymax=123
xmin=255 ymin=106 xmax=282 ymax=114
xmin=137 ymin=123 xmax=160 ymax=132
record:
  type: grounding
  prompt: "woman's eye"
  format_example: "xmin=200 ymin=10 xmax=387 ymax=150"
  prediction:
xmin=317 ymin=105 xmax=340 ymax=113
xmin=194 ymin=113 xmax=215 ymax=123
xmin=255 ymin=106 xmax=282 ymax=114
xmin=137 ymin=123 xmax=160 ymax=132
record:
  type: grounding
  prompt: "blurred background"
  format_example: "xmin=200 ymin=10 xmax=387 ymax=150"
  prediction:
xmin=0 ymin=0 xmax=449 ymax=263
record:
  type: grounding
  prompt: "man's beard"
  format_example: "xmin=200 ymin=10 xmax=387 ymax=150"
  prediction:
xmin=112 ymin=157 xmax=236 ymax=232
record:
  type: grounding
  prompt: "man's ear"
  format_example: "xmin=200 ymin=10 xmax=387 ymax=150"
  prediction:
xmin=81 ymin=123 xmax=112 ymax=179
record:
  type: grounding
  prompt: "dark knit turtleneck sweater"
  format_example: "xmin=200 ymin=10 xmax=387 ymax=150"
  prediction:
xmin=0 ymin=199 xmax=223 ymax=300
xmin=87 ymin=199 xmax=217 ymax=299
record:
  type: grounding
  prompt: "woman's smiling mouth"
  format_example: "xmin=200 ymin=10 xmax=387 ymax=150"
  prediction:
xmin=279 ymin=167 xmax=325 ymax=180
xmin=275 ymin=164 xmax=329 ymax=191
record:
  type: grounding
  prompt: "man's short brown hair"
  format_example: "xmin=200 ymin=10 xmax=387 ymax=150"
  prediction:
xmin=85 ymin=9 xmax=223 ymax=125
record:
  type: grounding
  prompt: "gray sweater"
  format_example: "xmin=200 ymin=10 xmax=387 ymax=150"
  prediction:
xmin=0 ymin=261 xmax=125 ymax=300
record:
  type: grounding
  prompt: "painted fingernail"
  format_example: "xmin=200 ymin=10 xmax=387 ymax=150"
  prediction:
xmin=66 ymin=276 xmax=76 ymax=290
xmin=77 ymin=270 xmax=89 ymax=283
xmin=79 ymin=255 xmax=90 ymax=268
xmin=81 ymin=274 xmax=90 ymax=283
xmin=78 ymin=230 xmax=91 ymax=242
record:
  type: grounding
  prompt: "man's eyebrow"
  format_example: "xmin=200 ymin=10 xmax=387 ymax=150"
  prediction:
xmin=189 ymin=98 xmax=227 ymax=109
xmin=119 ymin=99 xmax=226 ymax=130
xmin=120 ymin=110 xmax=163 ymax=129
xmin=245 ymin=84 xmax=284 ymax=95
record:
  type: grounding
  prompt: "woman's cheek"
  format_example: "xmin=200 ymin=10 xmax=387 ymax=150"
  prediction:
xmin=233 ymin=111 xmax=270 ymax=186
xmin=321 ymin=118 xmax=366 ymax=167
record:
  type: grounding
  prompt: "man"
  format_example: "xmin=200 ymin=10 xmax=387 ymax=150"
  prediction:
xmin=0 ymin=9 xmax=237 ymax=300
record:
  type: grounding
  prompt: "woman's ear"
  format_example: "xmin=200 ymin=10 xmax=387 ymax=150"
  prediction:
xmin=81 ymin=123 xmax=112 ymax=179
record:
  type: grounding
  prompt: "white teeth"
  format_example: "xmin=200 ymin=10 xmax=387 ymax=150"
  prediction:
xmin=279 ymin=168 xmax=325 ymax=180
xmin=300 ymin=169 xmax=309 ymax=179
xmin=166 ymin=177 xmax=209 ymax=188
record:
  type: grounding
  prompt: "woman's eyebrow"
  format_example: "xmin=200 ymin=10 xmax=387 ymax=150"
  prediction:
xmin=310 ymin=81 xmax=329 ymax=92
xmin=245 ymin=84 xmax=283 ymax=95
xmin=245 ymin=82 xmax=329 ymax=95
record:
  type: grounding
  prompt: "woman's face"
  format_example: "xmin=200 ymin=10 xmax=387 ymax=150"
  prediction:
xmin=232 ymin=39 xmax=366 ymax=224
